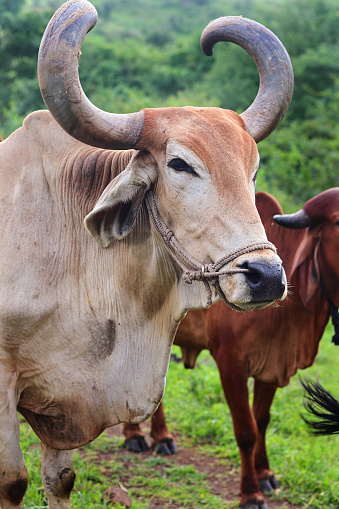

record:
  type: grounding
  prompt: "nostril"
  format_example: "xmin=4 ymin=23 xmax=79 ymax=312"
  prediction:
xmin=246 ymin=270 xmax=261 ymax=286
xmin=239 ymin=261 xmax=261 ymax=286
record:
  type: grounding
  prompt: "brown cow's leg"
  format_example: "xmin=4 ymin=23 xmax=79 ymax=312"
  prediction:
xmin=213 ymin=353 xmax=267 ymax=509
xmin=123 ymin=403 xmax=177 ymax=455
xmin=180 ymin=347 xmax=201 ymax=369
xmin=123 ymin=423 xmax=149 ymax=453
xmin=40 ymin=443 xmax=75 ymax=509
xmin=151 ymin=402 xmax=177 ymax=455
xmin=252 ymin=380 xmax=279 ymax=493
xmin=0 ymin=374 xmax=28 ymax=508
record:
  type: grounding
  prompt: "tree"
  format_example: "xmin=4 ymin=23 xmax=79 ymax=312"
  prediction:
xmin=0 ymin=1 xmax=51 ymax=133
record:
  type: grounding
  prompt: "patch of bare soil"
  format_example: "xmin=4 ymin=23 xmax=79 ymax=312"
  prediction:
xmin=94 ymin=423 xmax=301 ymax=509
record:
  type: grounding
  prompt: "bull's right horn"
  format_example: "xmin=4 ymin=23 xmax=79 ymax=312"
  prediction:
xmin=273 ymin=209 xmax=312 ymax=229
xmin=201 ymin=17 xmax=294 ymax=143
xmin=38 ymin=0 xmax=144 ymax=150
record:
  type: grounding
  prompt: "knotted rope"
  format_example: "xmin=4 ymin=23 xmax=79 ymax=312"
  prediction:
xmin=145 ymin=189 xmax=277 ymax=307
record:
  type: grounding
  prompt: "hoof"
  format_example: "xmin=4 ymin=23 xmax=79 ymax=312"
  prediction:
xmin=153 ymin=438 xmax=178 ymax=455
xmin=240 ymin=503 xmax=268 ymax=509
xmin=269 ymin=475 xmax=279 ymax=490
xmin=240 ymin=495 xmax=268 ymax=509
xmin=124 ymin=435 xmax=150 ymax=453
xmin=259 ymin=475 xmax=279 ymax=493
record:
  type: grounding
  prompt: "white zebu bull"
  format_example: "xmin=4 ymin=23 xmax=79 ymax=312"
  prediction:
xmin=0 ymin=1 xmax=293 ymax=507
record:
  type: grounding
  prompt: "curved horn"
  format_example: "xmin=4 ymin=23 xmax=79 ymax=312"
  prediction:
xmin=201 ymin=17 xmax=294 ymax=142
xmin=38 ymin=0 xmax=144 ymax=150
xmin=273 ymin=209 xmax=312 ymax=229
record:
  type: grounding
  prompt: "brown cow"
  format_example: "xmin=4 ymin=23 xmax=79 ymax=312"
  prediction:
xmin=123 ymin=188 xmax=339 ymax=509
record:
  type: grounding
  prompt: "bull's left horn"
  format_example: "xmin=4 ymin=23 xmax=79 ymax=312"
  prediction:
xmin=38 ymin=0 xmax=144 ymax=150
xmin=201 ymin=17 xmax=294 ymax=143
xmin=273 ymin=209 xmax=312 ymax=229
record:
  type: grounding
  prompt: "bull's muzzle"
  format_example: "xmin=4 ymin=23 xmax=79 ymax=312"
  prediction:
xmin=243 ymin=262 xmax=287 ymax=302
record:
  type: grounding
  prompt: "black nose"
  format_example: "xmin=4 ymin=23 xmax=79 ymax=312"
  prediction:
xmin=244 ymin=262 xmax=286 ymax=301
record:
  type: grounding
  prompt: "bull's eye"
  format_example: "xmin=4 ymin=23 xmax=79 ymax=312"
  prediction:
xmin=335 ymin=221 xmax=339 ymax=227
xmin=252 ymin=170 xmax=258 ymax=183
xmin=168 ymin=158 xmax=197 ymax=176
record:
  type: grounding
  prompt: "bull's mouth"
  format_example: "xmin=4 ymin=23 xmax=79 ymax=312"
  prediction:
xmin=216 ymin=284 xmax=276 ymax=312
xmin=233 ymin=300 xmax=275 ymax=311
xmin=215 ymin=258 xmax=287 ymax=311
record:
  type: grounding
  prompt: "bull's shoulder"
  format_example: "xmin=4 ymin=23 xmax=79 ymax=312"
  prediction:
xmin=2 ymin=110 xmax=76 ymax=161
xmin=22 ymin=110 xmax=71 ymax=143
xmin=22 ymin=109 xmax=56 ymax=129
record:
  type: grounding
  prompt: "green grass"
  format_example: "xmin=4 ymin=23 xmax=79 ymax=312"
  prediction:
xmin=20 ymin=323 xmax=339 ymax=508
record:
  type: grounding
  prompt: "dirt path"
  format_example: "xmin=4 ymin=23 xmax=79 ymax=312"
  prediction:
xmin=102 ymin=423 xmax=302 ymax=509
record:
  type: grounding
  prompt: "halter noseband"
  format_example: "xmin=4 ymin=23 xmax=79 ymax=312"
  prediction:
xmin=145 ymin=189 xmax=277 ymax=307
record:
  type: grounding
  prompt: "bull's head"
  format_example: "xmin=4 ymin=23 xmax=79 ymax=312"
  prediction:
xmin=274 ymin=188 xmax=339 ymax=309
xmin=38 ymin=0 xmax=293 ymax=311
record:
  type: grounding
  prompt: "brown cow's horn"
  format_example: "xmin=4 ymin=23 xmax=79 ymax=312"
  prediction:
xmin=273 ymin=209 xmax=312 ymax=229
xmin=38 ymin=0 xmax=144 ymax=150
xmin=201 ymin=17 xmax=294 ymax=143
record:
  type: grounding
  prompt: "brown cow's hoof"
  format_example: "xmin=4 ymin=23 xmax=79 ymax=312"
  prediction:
xmin=124 ymin=435 xmax=150 ymax=453
xmin=240 ymin=494 xmax=268 ymax=509
xmin=259 ymin=474 xmax=279 ymax=493
xmin=152 ymin=438 xmax=178 ymax=455
xmin=240 ymin=503 xmax=268 ymax=509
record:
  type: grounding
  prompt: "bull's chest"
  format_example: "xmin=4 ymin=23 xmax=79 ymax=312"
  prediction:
xmin=14 ymin=323 xmax=172 ymax=449
xmin=17 ymin=378 xmax=107 ymax=449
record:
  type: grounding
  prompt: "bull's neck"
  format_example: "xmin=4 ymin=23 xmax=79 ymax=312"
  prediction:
xmin=269 ymin=225 xmax=331 ymax=351
xmin=56 ymin=145 xmax=208 ymax=319
xmin=290 ymin=268 xmax=330 ymax=342
xmin=318 ymin=249 xmax=339 ymax=308
xmin=57 ymin=146 xmax=178 ymax=316
xmin=62 ymin=146 xmax=135 ymax=216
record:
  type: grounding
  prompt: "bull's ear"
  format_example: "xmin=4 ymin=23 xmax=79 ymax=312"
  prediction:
xmin=84 ymin=151 xmax=157 ymax=247
xmin=290 ymin=231 xmax=321 ymax=309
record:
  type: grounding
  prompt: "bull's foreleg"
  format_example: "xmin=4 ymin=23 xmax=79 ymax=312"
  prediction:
xmin=0 ymin=375 xmax=28 ymax=509
xmin=252 ymin=379 xmax=279 ymax=493
xmin=151 ymin=402 xmax=177 ymax=455
xmin=212 ymin=350 xmax=266 ymax=509
xmin=40 ymin=443 xmax=75 ymax=509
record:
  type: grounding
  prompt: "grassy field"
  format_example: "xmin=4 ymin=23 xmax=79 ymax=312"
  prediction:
xmin=20 ymin=323 xmax=339 ymax=508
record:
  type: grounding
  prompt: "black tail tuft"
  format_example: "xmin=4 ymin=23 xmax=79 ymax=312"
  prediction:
xmin=301 ymin=379 xmax=339 ymax=436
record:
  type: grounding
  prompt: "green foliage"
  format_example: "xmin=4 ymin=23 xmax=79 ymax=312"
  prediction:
xmin=258 ymin=116 xmax=339 ymax=211
xmin=1 ymin=0 xmax=339 ymax=206
xmin=0 ymin=0 xmax=51 ymax=133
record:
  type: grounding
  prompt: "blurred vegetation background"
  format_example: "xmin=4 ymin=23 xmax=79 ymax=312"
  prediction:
xmin=0 ymin=0 xmax=338 ymax=210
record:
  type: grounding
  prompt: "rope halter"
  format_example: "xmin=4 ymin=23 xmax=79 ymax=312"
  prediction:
xmin=145 ymin=189 xmax=277 ymax=307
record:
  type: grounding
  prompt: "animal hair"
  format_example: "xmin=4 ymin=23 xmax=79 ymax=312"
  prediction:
xmin=301 ymin=379 xmax=339 ymax=435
